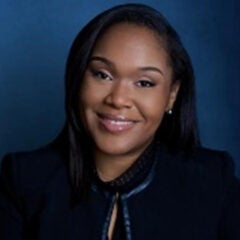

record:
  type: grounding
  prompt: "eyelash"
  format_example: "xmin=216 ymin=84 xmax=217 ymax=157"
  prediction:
xmin=90 ymin=69 xmax=155 ymax=88
xmin=136 ymin=80 xmax=155 ymax=88
xmin=92 ymin=70 xmax=112 ymax=81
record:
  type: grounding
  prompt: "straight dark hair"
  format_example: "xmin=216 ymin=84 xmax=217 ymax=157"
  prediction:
xmin=62 ymin=3 xmax=200 ymax=202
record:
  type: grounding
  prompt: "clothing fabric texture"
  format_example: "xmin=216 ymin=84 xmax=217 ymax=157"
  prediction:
xmin=0 ymin=141 xmax=240 ymax=240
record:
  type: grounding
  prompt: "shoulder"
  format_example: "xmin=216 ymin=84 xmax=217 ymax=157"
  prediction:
xmin=155 ymin=143 xmax=239 ymax=191
xmin=192 ymin=147 xmax=233 ymax=164
xmin=189 ymin=147 xmax=236 ymax=181
xmin=191 ymin=147 xmax=234 ymax=170
xmin=0 ymin=143 xmax=68 ymax=194
xmin=159 ymin=144 xmax=236 ymax=175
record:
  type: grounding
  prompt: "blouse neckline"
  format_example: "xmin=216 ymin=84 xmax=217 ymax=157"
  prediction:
xmin=93 ymin=140 xmax=157 ymax=193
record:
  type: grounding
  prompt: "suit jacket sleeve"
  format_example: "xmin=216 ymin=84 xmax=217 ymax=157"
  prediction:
xmin=0 ymin=154 xmax=23 ymax=240
xmin=219 ymin=152 xmax=240 ymax=239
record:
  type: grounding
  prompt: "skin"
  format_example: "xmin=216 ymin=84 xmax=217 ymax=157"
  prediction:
xmin=79 ymin=23 xmax=180 ymax=181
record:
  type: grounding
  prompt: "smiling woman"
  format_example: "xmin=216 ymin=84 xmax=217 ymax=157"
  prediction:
xmin=80 ymin=23 xmax=179 ymax=176
xmin=0 ymin=3 xmax=240 ymax=240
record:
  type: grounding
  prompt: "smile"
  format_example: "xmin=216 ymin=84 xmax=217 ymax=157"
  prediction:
xmin=97 ymin=113 xmax=136 ymax=133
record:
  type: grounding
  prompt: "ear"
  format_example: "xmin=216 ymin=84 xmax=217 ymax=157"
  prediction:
xmin=165 ymin=81 xmax=181 ymax=112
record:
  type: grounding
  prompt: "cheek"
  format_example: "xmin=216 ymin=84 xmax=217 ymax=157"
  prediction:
xmin=80 ymin=82 xmax=98 ymax=110
xmin=138 ymin=91 xmax=170 ymax=121
xmin=80 ymin=77 xmax=109 ymax=109
xmin=78 ymin=80 xmax=106 ymax=131
xmin=78 ymin=81 xmax=94 ymax=125
xmin=146 ymin=107 xmax=165 ymax=129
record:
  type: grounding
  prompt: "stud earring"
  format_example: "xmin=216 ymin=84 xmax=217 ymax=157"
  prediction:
xmin=167 ymin=109 xmax=173 ymax=115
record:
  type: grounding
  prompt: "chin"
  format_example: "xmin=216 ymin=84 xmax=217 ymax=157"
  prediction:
xmin=95 ymin=138 xmax=152 ymax=158
xmin=97 ymin=143 xmax=132 ymax=156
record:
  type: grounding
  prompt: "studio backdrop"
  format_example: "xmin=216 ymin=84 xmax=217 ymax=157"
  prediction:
xmin=0 ymin=0 xmax=239 ymax=176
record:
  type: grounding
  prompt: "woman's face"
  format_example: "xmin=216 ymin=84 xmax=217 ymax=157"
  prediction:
xmin=79 ymin=23 xmax=179 ymax=159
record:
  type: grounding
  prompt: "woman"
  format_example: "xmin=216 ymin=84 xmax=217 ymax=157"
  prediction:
xmin=0 ymin=3 xmax=239 ymax=240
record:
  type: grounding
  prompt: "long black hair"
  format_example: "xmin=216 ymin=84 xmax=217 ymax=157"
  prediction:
xmin=62 ymin=3 xmax=200 ymax=202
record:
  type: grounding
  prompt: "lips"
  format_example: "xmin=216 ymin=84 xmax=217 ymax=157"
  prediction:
xmin=97 ymin=113 xmax=136 ymax=133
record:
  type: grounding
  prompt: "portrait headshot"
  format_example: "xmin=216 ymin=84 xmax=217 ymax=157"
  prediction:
xmin=0 ymin=1 xmax=240 ymax=239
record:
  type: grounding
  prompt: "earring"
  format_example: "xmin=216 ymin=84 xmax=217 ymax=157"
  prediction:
xmin=167 ymin=109 xmax=173 ymax=115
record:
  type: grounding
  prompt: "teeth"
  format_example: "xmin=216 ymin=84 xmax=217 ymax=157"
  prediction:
xmin=108 ymin=120 xmax=133 ymax=125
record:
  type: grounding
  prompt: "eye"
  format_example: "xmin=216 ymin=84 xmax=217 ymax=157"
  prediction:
xmin=136 ymin=80 xmax=155 ymax=88
xmin=92 ymin=70 xmax=112 ymax=81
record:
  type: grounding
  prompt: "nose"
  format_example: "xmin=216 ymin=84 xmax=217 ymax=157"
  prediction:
xmin=104 ymin=81 xmax=132 ymax=109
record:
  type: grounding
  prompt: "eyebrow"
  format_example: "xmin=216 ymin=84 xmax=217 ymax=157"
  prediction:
xmin=89 ymin=56 xmax=164 ymax=76
xmin=90 ymin=56 xmax=114 ymax=67
xmin=138 ymin=66 xmax=164 ymax=76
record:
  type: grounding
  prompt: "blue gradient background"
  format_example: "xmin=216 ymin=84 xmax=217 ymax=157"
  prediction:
xmin=0 ymin=0 xmax=239 ymax=176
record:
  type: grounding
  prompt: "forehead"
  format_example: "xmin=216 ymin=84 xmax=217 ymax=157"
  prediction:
xmin=90 ymin=23 xmax=172 ymax=76
xmin=93 ymin=22 xmax=166 ymax=52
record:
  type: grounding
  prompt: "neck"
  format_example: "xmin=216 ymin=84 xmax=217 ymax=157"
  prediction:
xmin=94 ymin=150 xmax=143 ymax=182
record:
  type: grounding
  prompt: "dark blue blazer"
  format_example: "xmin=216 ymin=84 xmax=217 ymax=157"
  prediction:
xmin=0 ymin=142 xmax=240 ymax=240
